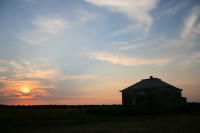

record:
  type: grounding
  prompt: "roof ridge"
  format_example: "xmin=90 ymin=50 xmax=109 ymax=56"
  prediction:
xmin=141 ymin=77 xmax=161 ymax=81
xmin=121 ymin=77 xmax=181 ymax=92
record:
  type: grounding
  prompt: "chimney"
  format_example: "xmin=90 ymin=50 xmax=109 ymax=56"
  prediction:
xmin=150 ymin=76 xmax=153 ymax=79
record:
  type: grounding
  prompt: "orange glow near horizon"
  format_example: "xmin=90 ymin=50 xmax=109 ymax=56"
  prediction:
xmin=0 ymin=77 xmax=199 ymax=105
xmin=0 ymin=79 xmax=55 ymax=105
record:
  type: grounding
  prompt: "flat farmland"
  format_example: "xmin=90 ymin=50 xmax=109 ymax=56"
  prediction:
xmin=0 ymin=106 xmax=200 ymax=133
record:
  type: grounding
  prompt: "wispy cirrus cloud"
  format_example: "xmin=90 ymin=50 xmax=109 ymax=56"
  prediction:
xmin=113 ymin=38 xmax=165 ymax=51
xmin=161 ymin=5 xmax=200 ymax=51
xmin=0 ymin=67 xmax=8 ymax=72
xmin=24 ymin=69 xmax=59 ymax=79
xmin=85 ymin=0 xmax=158 ymax=35
xmin=0 ymin=58 xmax=60 ymax=80
xmin=177 ymin=52 xmax=200 ymax=69
xmin=74 ymin=10 xmax=100 ymax=23
xmin=0 ymin=58 xmax=101 ymax=82
xmin=162 ymin=1 xmax=186 ymax=16
xmin=33 ymin=17 xmax=70 ymax=34
xmin=87 ymin=52 xmax=169 ymax=66
xmin=11 ymin=60 xmax=59 ymax=80
xmin=181 ymin=5 xmax=200 ymax=39
xmin=62 ymin=74 xmax=98 ymax=80
xmin=17 ymin=16 xmax=70 ymax=45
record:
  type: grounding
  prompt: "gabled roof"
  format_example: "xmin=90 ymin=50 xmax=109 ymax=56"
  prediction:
xmin=121 ymin=76 xmax=182 ymax=92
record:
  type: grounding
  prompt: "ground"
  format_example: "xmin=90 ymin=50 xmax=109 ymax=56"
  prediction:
xmin=0 ymin=106 xmax=200 ymax=133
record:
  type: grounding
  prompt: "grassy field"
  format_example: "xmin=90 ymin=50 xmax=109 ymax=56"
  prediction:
xmin=0 ymin=105 xmax=200 ymax=133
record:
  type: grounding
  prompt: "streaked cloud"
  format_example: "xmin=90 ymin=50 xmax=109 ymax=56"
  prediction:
xmin=114 ymin=38 xmax=164 ymax=51
xmin=0 ymin=77 xmax=7 ymax=80
xmin=75 ymin=10 xmax=99 ymax=23
xmin=24 ymin=69 xmax=59 ymax=79
xmin=177 ymin=52 xmax=200 ymax=69
xmin=0 ymin=67 xmax=8 ymax=72
xmin=162 ymin=1 xmax=186 ymax=16
xmin=17 ymin=16 xmax=70 ymax=45
xmin=88 ymin=52 xmax=169 ymax=66
xmin=17 ymin=31 xmax=52 ymax=45
xmin=181 ymin=5 xmax=200 ymax=38
xmin=15 ymin=62 xmax=58 ymax=80
xmin=85 ymin=0 xmax=158 ymax=35
xmin=33 ymin=17 xmax=70 ymax=34
xmin=0 ymin=58 xmax=59 ymax=80
xmin=0 ymin=79 xmax=54 ymax=102
xmin=62 ymin=74 xmax=98 ymax=80
xmin=119 ymin=43 xmax=148 ymax=50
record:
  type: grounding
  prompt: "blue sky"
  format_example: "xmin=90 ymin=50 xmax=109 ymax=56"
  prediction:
xmin=0 ymin=0 xmax=200 ymax=105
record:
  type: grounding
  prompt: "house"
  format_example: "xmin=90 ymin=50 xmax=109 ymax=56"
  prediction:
xmin=120 ymin=76 xmax=187 ymax=106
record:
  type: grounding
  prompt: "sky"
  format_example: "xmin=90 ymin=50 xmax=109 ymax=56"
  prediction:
xmin=0 ymin=0 xmax=200 ymax=105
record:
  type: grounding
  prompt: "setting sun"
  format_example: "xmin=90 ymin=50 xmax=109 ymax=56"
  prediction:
xmin=22 ymin=86 xmax=30 ymax=94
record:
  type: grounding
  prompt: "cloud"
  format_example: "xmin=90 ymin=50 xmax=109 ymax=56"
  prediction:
xmin=85 ymin=0 xmax=158 ymax=35
xmin=114 ymin=38 xmax=164 ymax=51
xmin=181 ymin=5 xmax=200 ymax=39
xmin=0 ymin=82 xmax=5 ymax=88
xmin=0 ymin=58 xmax=59 ymax=80
xmin=24 ymin=69 xmax=59 ymax=79
xmin=87 ymin=52 xmax=169 ymax=66
xmin=17 ymin=16 xmax=70 ymax=45
xmin=0 ymin=58 xmax=102 ymax=104
xmin=0 ymin=57 xmax=101 ymax=82
xmin=160 ymin=5 xmax=200 ymax=52
xmin=21 ymin=0 xmax=34 ymax=2
xmin=177 ymin=52 xmax=200 ymax=69
xmin=17 ymin=31 xmax=52 ymax=45
xmin=74 ymin=10 xmax=99 ymax=23
xmin=62 ymin=74 xmax=98 ymax=80
xmin=33 ymin=17 xmax=70 ymax=34
xmin=110 ymin=25 xmax=139 ymax=37
xmin=0 ymin=77 xmax=6 ymax=80
xmin=0 ymin=79 xmax=54 ymax=101
xmin=12 ymin=61 xmax=59 ymax=80
xmin=162 ymin=1 xmax=186 ymax=16
xmin=0 ymin=57 xmax=76 ymax=105
xmin=0 ymin=58 xmax=59 ymax=103
xmin=0 ymin=67 xmax=8 ymax=72
xmin=119 ymin=43 xmax=148 ymax=50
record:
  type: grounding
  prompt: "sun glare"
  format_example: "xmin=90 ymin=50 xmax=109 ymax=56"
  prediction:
xmin=22 ymin=86 xmax=30 ymax=94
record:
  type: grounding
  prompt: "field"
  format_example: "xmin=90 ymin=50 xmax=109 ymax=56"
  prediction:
xmin=0 ymin=104 xmax=200 ymax=133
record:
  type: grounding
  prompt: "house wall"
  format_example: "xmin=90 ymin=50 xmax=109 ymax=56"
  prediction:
xmin=122 ymin=88 xmax=183 ymax=106
xmin=122 ymin=91 xmax=134 ymax=106
xmin=155 ymin=88 xmax=182 ymax=106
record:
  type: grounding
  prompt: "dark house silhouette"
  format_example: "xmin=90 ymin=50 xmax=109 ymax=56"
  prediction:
xmin=120 ymin=76 xmax=187 ymax=106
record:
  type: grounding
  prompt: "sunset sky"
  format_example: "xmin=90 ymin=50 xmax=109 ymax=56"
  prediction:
xmin=0 ymin=0 xmax=200 ymax=105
